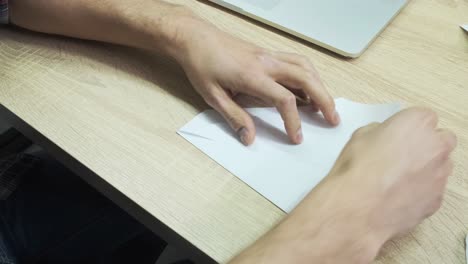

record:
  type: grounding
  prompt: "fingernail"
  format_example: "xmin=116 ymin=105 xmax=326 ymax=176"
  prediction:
xmin=296 ymin=128 xmax=303 ymax=144
xmin=238 ymin=127 xmax=249 ymax=146
xmin=334 ymin=111 xmax=341 ymax=125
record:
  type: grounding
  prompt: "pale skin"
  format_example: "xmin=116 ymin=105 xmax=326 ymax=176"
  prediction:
xmin=10 ymin=1 xmax=457 ymax=263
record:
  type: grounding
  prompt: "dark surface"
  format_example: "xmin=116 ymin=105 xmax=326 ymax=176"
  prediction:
xmin=0 ymin=104 xmax=216 ymax=264
xmin=0 ymin=149 xmax=166 ymax=263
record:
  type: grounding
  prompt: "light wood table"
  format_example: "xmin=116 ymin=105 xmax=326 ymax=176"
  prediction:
xmin=1 ymin=0 xmax=467 ymax=263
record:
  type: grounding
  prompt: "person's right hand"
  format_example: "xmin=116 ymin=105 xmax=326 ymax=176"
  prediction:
xmin=325 ymin=107 xmax=457 ymax=240
xmin=229 ymin=108 xmax=457 ymax=264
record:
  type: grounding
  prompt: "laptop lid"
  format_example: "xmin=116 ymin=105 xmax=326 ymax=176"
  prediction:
xmin=209 ymin=0 xmax=408 ymax=57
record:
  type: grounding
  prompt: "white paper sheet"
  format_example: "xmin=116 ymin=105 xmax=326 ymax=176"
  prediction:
xmin=462 ymin=24 xmax=468 ymax=32
xmin=178 ymin=98 xmax=400 ymax=212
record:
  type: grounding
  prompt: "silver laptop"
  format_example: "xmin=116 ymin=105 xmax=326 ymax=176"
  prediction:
xmin=208 ymin=0 xmax=408 ymax=58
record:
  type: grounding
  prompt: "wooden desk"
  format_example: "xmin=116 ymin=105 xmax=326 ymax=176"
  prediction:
xmin=0 ymin=0 xmax=467 ymax=263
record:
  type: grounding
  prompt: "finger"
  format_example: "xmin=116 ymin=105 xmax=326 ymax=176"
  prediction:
xmin=297 ymin=99 xmax=320 ymax=112
xmin=204 ymin=87 xmax=256 ymax=146
xmin=236 ymin=88 xmax=318 ymax=111
xmin=272 ymin=53 xmax=327 ymax=114
xmin=245 ymin=77 xmax=303 ymax=144
xmin=269 ymin=61 xmax=340 ymax=126
xmin=437 ymin=129 xmax=458 ymax=153
xmin=290 ymin=90 xmax=319 ymax=111
xmin=435 ymin=159 xmax=454 ymax=181
xmin=420 ymin=108 xmax=438 ymax=128
xmin=290 ymin=89 xmax=310 ymax=102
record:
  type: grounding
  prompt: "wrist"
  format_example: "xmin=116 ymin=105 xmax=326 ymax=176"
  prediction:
xmin=230 ymin=170 xmax=390 ymax=264
xmin=140 ymin=4 xmax=209 ymax=63
xmin=151 ymin=6 xmax=202 ymax=61
xmin=279 ymin=177 xmax=388 ymax=264
xmin=118 ymin=2 xmax=202 ymax=61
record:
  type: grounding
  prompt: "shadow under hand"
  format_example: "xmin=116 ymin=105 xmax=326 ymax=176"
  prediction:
xmin=252 ymin=116 xmax=291 ymax=145
xmin=234 ymin=94 xmax=333 ymax=142
xmin=300 ymin=109 xmax=334 ymax=129
xmin=114 ymin=48 xmax=207 ymax=112
xmin=235 ymin=94 xmax=333 ymax=130
xmin=216 ymin=115 xmax=291 ymax=145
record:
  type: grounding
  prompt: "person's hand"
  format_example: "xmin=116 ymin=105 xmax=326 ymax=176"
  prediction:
xmin=174 ymin=20 xmax=340 ymax=145
xmin=229 ymin=108 xmax=457 ymax=264
xmin=325 ymin=107 xmax=457 ymax=239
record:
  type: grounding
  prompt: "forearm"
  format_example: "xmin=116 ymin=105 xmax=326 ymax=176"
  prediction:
xmin=230 ymin=219 xmax=379 ymax=264
xmin=229 ymin=176 xmax=385 ymax=264
xmin=10 ymin=0 xmax=200 ymax=59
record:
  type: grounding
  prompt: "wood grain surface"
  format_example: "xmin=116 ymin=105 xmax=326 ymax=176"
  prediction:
xmin=0 ymin=0 xmax=467 ymax=263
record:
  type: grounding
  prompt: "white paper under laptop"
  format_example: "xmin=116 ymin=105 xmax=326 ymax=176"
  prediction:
xmin=178 ymin=99 xmax=400 ymax=212
xmin=209 ymin=0 xmax=408 ymax=57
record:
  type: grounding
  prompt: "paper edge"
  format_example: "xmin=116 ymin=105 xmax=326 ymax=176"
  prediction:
xmin=461 ymin=24 xmax=468 ymax=32
xmin=177 ymin=129 xmax=286 ymax=212
xmin=179 ymin=98 xmax=401 ymax=128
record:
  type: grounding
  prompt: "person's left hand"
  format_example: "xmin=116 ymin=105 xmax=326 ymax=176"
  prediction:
xmin=174 ymin=19 xmax=340 ymax=145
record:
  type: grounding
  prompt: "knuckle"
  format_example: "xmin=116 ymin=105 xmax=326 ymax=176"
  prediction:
xmin=255 ymin=48 xmax=269 ymax=57
xmin=427 ymin=110 xmax=438 ymax=122
xmin=436 ymin=142 xmax=452 ymax=160
xmin=422 ymin=108 xmax=438 ymax=124
xmin=413 ymin=107 xmax=433 ymax=115
xmin=352 ymin=122 xmax=379 ymax=137
xmin=434 ymin=160 xmax=452 ymax=181
xmin=431 ymin=195 xmax=444 ymax=214
xmin=300 ymin=57 xmax=318 ymax=72
xmin=434 ymin=169 xmax=448 ymax=181
xmin=282 ymin=53 xmax=313 ymax=68
xmin=441 ymin=139 xmax=453 ymax=154
xmin=352 ymin=126 xmax=367 ymax=137
xmin=405 ymin=107 xmax=437 ymax=125
xmin=440 ymin=132 xmax=457 ymax=152
xmin=302 ymin=71 xmax=318 ymax=84
xmin=240 ymin=73 xmax=260 ymax=87
xmin=296 ymin=56 xmax=310 ymax=68
xmin=326 ymin=94 xmax=336 ymax=109
xmin=308 ymin=68 xmax=320 ymax=79
xmin=290 ymin=54 xmax=310 ymax=66
xmin=254 ymin=49 xmax=272 ymax=64
xmin=277 ymin=93 xmax=297 ymax=109
xmin=226 ymin=113 xmax=243 ymax=129
xmin=368 ymin=122 xmax=380 ymax=128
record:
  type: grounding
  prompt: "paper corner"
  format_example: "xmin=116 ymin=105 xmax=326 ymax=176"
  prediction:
xmin=461 ymin=24 xmax=468 ymax=32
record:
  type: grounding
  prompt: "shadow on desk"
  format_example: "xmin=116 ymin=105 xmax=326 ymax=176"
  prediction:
xmin=0 ymin=27 xmax=207 ymax=113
